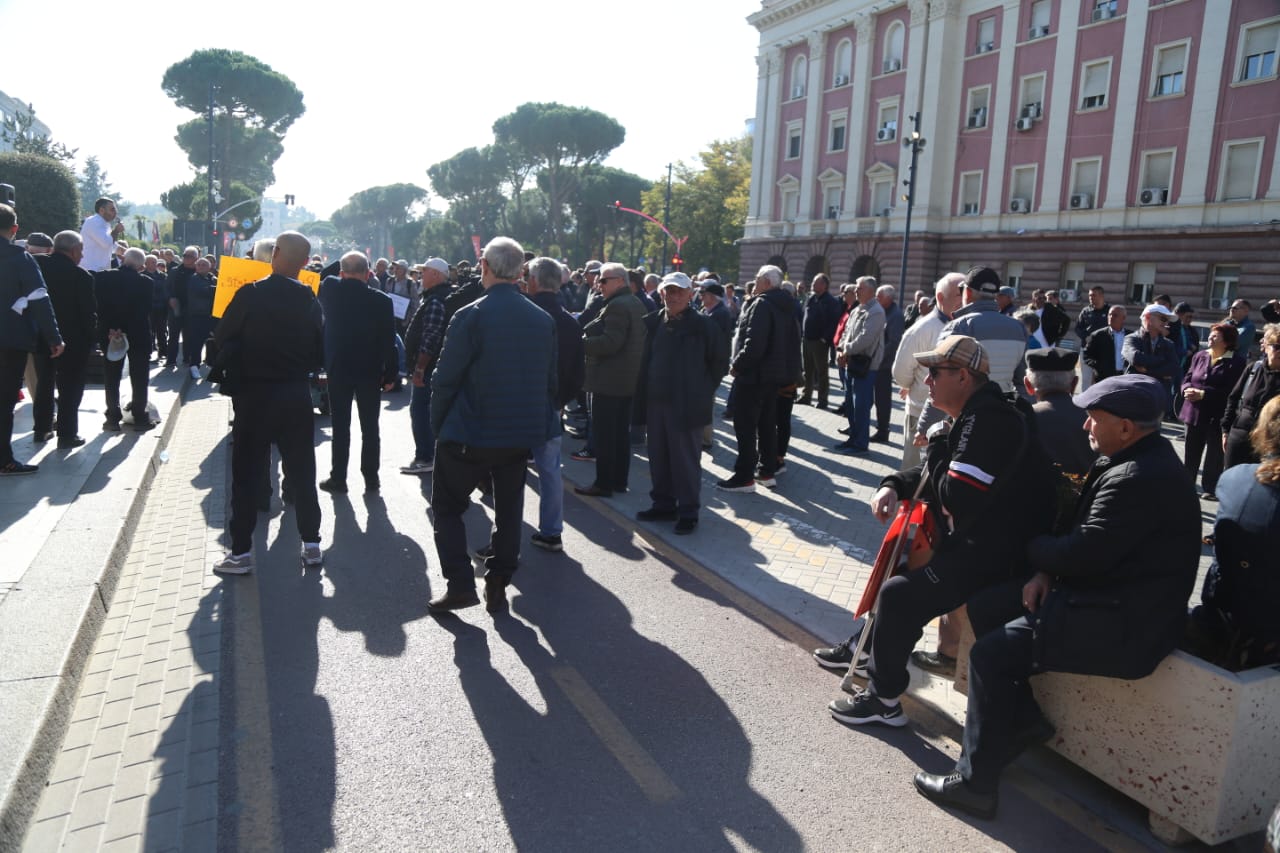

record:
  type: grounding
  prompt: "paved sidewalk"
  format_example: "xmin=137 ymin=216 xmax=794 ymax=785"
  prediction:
xmin=19 ymin=391 xmax=229 ymax=852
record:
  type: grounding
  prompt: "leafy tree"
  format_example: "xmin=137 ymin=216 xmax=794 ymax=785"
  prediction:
xmin=567 ymin=166 xmax=650 ymax=263
xmin=78 ymin=155 xmax=117 ymax=216
xmin=413 ymin=217 xmax=473 ymax=264
xmin=492 ymin=103 xmax=625 ymax=247
xmin=0 ymin=104 xmax=77 ymax=163
xmin=0 ymin=152 xmax=80 ymax=236
xmin=331 ymin=183 xmax=427 ymax=258
xmin=161 ymin=180 xmax=200 ymax=220
xmin=427 ymin=147 xmax=507 ymax=238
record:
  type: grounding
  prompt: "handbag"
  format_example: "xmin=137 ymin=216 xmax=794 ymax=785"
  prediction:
xmin=848 ymin=353 xmax=871 ymax=378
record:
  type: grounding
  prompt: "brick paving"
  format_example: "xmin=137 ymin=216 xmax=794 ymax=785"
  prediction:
xmin=21 ymin=395 xmax=229 ymax=852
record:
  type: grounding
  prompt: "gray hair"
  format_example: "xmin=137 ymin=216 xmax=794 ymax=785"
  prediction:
xmin=756 ymin=265 xmax=783 ymax=288
xmin=781 ymin=280 xmax=797 ymax=296
xmin=482 ymin=237 xmax=525 ymax=281
xmin=122 ymin=247 xmax=146 ymax=270
xmin=876 ymin=284 xmax=896 ymax=299
xmin=1131 ymin=415 xmax=1164 ymax=433
xmin=252 ymin=238 xmax=275 ymax=262
xmin=644 ymin=273 xmax=660 ymax=289
xmin=528 ymin=257 xmax=563 ymax=292
xmin=340 ymin=251 xmax=370 ymax=275
xmin=1015 ymin=309 xmax=1040 ymax=334
xmin=1027 ymin=369 xmax=1073 ymax=395
xmin=53 ymin=230 xmax=83 ymax=254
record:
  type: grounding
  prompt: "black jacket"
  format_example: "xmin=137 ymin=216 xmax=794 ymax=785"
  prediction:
xmin=0 ymin=240 xmax=60 ymax=352
xmin=214 ymin=274 xmax=324 ymax=384
xmin=1083 ymin=326 xmax=1127 ymax=380
xmin=529 ymin=290 xmax=585 ymax=410
xmin=1075 ymin=303 xmax=1110 ymax=342
xmin=731 ymin=288 xmax=802 ymax=387
xmin=167 ymin=263 xmax=195 ymax=309
xmin=35 ymin=253 xmax=96 ymax=352
xmin=1222 ymin=358 xmax=1280 ymax=438
xmin=1123 ymin=330 xmax=1179 ymax=381
xmin=802 ymin=291 xmax=841 ymax=342
xmin=94 ymin=266 xmax=152 ymax=353
xmin=318 ymin=275 xmax=398 ymax=386
xmin=1027 ymin=431 xmax=1200 ymax=678
xmin=636 ymin=306 xmax=729 ymax=430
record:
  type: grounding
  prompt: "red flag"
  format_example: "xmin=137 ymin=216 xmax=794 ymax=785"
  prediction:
xmin=471 ymin=235 xmax=482 ymax=260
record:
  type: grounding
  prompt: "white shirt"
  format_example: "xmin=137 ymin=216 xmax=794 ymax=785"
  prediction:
xmin=79 ymin=214 xmax=113 ymax=271
xmin=1112 ymin=329 xmax=1126 ymax=371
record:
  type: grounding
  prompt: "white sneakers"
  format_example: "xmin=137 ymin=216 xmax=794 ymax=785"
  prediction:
xmin=212 ymin=553 xmax=253 ymax=575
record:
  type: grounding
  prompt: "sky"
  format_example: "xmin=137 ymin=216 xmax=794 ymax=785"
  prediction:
xmin=2 ymin=0 xmax=763 ymax=220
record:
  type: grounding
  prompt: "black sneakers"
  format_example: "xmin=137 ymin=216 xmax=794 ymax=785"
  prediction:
xmin=828 ymin=689 xmax=907 ymax=727
xmin=715 ymin=475 xmax=756 ymax=493
xmin=530 ymin=533 xmax=563 ymax=552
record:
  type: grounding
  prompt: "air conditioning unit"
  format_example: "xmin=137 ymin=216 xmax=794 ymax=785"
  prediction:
xmin=791 ymin=85 xmax=805 ymax=99
xmin=966 ymin=112 xmax=987 ymax=129
xmin=1020 ymin=102 xmax=1042 ymax=119
xmin=834 ymin=74 xmax=849 ymax=86
xmin=877 ymin=126 xmax=896 ymax=141
xmin=1139 ymin=187 xmax=1169 ymax=206
xmin=1015 ymin=116 xmax=1035 ymax=131
xmin=1092 ymin=5 xmax=1115 ymax=21
xmin=880 ymin=207 xmax=893 ymax=217
xmin=962 ymin=202 xmax=980 ymax=215
xmin=883 ymin=58 xmax=901 ymax=74
xmin=1069 ymin=192 xmax=1093 ymax=209
xmin=976 ymin=41 xmax=995 ymax=54
xmin=826 ymin=206 xmax=841 ymax=219
xmin=1029 ymin=25 xmax=1050 ymax=38
xmin=1010 ymin=198 xmax=1031 ymax=213
xmin=1059 ymin=289 xmax=1078 ymax=303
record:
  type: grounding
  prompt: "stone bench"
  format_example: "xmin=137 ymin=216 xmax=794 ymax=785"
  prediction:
xmin=956 ymin=624 xmax=1280 ymax=845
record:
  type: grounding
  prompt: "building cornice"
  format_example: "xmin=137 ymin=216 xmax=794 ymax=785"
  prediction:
xmin=748 ymin=0 xmax=838 ymax=32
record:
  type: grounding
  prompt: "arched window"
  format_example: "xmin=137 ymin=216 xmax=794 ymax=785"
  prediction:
xmin=791 ymin=55 xmax=808 ymax=99
xmin=883 ymin=22 xmax=905 ymax=72
xmin=833 ymin=39 xmax=853 ymax=86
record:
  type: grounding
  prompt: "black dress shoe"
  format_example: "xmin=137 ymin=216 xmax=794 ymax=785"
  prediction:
xmin=484 ymin=577 xmax=509 ymax=614
xmin=870 ymin=431 xmax=890 ymax=443
xmin=428 ymin=592 xmax=481 ymax=612
xmin=574 ymin=484 xmax=613 ymax=497
xmin=913 ymin=771 xmax=998 ymax=819
xmin=831 ymin=405 xmax=847 ymax=415
xmin=57 ymin=436 xmax=86 ymax=449
xmin=637 ymin=507 xmax=679 ymax=521
xmin=319 ymin=478 xmax=348 ymax=493
xmin=33 ymin=430 xmax=54 ymax=443
xmin=674 ymin=517 xmax=698 ymax=535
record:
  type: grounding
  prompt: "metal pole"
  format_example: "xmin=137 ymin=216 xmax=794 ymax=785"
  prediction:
xmin=661 ymin=163 xmax=673 ymax=273
xmin=899 ymin=112 xmax=925 ymax=294
xmin=207 ymin=83 xmax=216 ymax=259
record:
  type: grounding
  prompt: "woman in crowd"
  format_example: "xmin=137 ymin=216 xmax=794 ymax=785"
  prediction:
xmin=1222 ymin=322 xmax=1280 ymax=469
xmin=1179 ymin=323 xmax=1246 ymax=499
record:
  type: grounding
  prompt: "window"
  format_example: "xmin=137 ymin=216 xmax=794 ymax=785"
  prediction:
xmin=823 ymin=184 xmax=844 ymax=219
xmin=1209 ymin=265 xmax=1240 ymax=310
xmin=959 ymin=172 xmax=983 ymax=215
xmin=1019 ymin=73 xmax=1046 ymax=120
xmin=791 ymin=55 xmax=808 ymax=99
xmin=1070 ymin=158 xmax=1101 ymax=204
xmin=884 ymin=22 xmax=905 ymax=72
xmin=778 ymin=181 xmax=800 ymax=221
xmin=976 ymin=17 xmax=996 ymax=53
xmin=1219 ymin=140 xmax=1262 ymax=201
xmin=1152 ymin=43 xmax=1187 ymax=97
xmin=1139 ymin=149 xmax=1175 ymax=198
xmin=1080 ymin=60 xmax=1111 ymax=110
xmin=833 ymin=39 xmax=853 ymax=86
xmin=876 ymin=100 xmax=899 ymax=142
xmin=1130 ymin=263 xmax=1156 ymax=304
xmin=829 ymin=112 xmax=848 ymax=152
xmin=966 ymin=86 xmax=990 ymax=128
xmin=1011 ymin=164 xmax=1037 ymax=209
xmin=1239 ymin=20 xmax=1278 ymax=82
xmin=1029 ymin=0 xmax=1051 ymax=38
xmin=786 ymin=122 xmax=803 ymax=160
xmin=871 ymin=178 xmax=893 ymax=216
xmin=1005 ymin=262 xmax=1023 ymax=293
xmin=1064 ymin=262 xmax=1087 ymax=299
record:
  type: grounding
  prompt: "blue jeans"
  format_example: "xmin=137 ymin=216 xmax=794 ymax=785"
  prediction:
xmin=845 ymin=369 xmax=876 ymax=450
xmin=410 ymin=378 xmax=434 ymax=463
xmin=531 ymin=434 xmax=563 ymax=537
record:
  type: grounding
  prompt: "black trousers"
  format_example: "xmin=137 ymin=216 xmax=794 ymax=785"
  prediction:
xmin=646 ymin=398 xmax=703 ymax=519
xmin=1183 ymin=420 xmax=1225 ymax=494
xmin=166 ymin=309 xmax=183 ymax=364
xmin=731 ymin=379 xmax=779 ymax=479
xmin=776 ymin=392 xmax=795 ymax=459
xmin=801 ymin=339 xmax=830 ymax=404
xmin=229 ymin=382 xmax=321 ymax=554
xmin=957 ymin=616 xmax=1039 ymax=792
xmin=590 ymin=393 xmax=633 ymax=492
xmin=150 ymin=308 xmax=168 ymax=356
xmin=1 ymin=347 xmax=29 ymax=465
xmin=32 ymin=346 xmax=89 ymax=438
xmin=874 ymin=363 xmax=894 ymax=433
xmin=103 ymin=347 xmax=151 ymax=425
xmin=1224 ymin=426 xmax=1258 ymax=471
xmin=326 ymin=377 xmax=381 ymax=482
xmin=430 ymin=441 xmax=528 ymax=594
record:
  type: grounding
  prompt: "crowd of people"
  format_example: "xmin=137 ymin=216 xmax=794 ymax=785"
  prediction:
xmin=4 ymin=198 xmax=1280 ymax=824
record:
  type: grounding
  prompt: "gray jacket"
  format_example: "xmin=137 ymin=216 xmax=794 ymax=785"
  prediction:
xmin=839 ymin=298 xmax=886 ymax=369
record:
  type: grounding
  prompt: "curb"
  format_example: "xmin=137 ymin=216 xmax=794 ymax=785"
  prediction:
xmin=0 ymin=373 xmax=191 ymax=853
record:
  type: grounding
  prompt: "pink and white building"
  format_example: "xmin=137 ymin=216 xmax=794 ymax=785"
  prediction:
xmin=739 ymin=0 xmax=1280 ymax=315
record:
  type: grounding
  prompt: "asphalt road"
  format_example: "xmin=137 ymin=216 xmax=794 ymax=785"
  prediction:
xmin=212 ymin=395 xmax=1118 ymax=852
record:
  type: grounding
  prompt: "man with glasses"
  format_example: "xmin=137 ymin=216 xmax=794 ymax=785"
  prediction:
xmin=821 ymin=336 xmax=1056 ymax=728
xmin=1123 ymin=303 xmax=1179 ymax=385
xmin=1228 ymin=299 xmax=1256 ymax=354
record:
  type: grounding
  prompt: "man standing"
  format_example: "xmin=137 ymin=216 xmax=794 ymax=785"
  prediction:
xmin=211 ymin=232 xmax=325 ymax=575
xmin=1083 ymin=305 xmax=1128 ymax=381
xmin=142 ymin=254 xmax=169 ymax=361
xmin=317 ymin=251 xmax=398 ymax=494
xmin=636 ymin=272 xmax=728 ymax=533
xmin=831 ymin=276 xmax=885 ymax=455
xmin=873 ymin=284 xmax=904 ymax=443
xmin=1227 ymin=299 xmax=1256 ymax=354
xmin=428 ymin=237 xmax=557 ymax=613
xmin=914 ymin=375 xmax=1198 ymax=817
xmin=1 ymin=204 xmax=64 ymax=474
xmin=165 ymin=247 xmax=199 ymax=367
xmin=525 ymin=257 xmax=585 ymax=552
xmin=1075 ymin=286 xmax=1110 ymax=390
xmin=95 ymin=248 xmax=155 ymax=433
xmin=78 ymin=197 xmax=123 ymax=272
xmin=401 ymin=258 xmax=452 ymax=475
xmin=1123 ymin=303 xmax=1179 ymax=382
xmin=799 ymin=273 xmax=840 ymax=408
xmin=33 ymin=232 xmax=97 ymax=447
xmin=995 ymin=286 xmax=1016 ymax=317
xmin=184 ymin=258 xmax=217 ymax=379
xmin=373 ymin=257 xmax=390 ymax=289
xmin=719 ymin=264 xmax=801 ymax=492
xmin=893 ymin=273 xmax=964 ymax=469
xmin=575 ymin=261 xmax=647 ymax=498
xmin=1024 ymin=348 xmax=1096 ymax=476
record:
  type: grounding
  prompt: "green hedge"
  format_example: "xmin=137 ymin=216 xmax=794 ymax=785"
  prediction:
xmin=0 ymin=152 xmax=80 ymax=237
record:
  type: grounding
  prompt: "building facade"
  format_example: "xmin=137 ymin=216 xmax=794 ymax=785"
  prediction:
xmin=740 ymin=0 xmax=1279 ymax=321
xmin=0 ymin=90 xmax=53 ymax=154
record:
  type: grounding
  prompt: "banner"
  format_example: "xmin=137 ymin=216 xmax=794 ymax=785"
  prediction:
xmin=212 ymin=256 xmax=322 ymax=318
xmin=471 ymin=235 xmax=482 ymax=260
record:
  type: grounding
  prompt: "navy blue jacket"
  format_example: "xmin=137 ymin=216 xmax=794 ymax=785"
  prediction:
xmin=94 ymin=266 xmax=152 ymax=353
xmin=0 ymin=240 xmax=60 ymax=352
xmin=802 ymin=291 xmax=840 ymax=342
xmin=530 ymin=290 xmax=584 ymax=410
xmin=318 ymin=275 xmax=398 ymax=385
xmin=431 ymin=282 xmax=557 ymax=448
xmin=731 ymin=288 xmax=802 ymax=387
xmin=35 ymin=252 xmax=96 ymax=353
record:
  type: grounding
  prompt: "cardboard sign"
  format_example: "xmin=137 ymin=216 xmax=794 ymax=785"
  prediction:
xmin=388 ymin=293 xmax=411 ymax=320
xmin=211 ymin=256 xmax=322 ymax=318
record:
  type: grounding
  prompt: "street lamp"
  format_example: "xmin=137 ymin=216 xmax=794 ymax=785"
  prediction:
xmin=899 ymin=112 xmax=926 ymax=295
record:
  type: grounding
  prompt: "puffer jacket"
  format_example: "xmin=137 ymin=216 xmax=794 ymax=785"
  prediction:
xmin=582 ymin=289 xmax=647 ymax=395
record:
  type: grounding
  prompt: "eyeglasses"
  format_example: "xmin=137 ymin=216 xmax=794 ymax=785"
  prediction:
xmin=927 ymin=366 xmax=962 ymax=379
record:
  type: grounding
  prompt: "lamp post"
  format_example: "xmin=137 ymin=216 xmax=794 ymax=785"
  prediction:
xmin=899 ymin=112 xmax=926 ymax=294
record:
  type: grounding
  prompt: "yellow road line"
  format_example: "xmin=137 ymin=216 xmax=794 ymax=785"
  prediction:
xmin=232 ymin=573 xmax=284 ymax=850
xmin=550 ymin=666 xmax=682 ymax=805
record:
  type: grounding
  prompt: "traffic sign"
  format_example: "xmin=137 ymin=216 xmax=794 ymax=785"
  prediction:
xmin=227 ymin=218 xmax=238 ymax=228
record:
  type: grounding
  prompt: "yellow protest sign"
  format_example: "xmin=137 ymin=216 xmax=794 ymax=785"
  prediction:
xmin=211 ymin=256 xmax=322 ymax=318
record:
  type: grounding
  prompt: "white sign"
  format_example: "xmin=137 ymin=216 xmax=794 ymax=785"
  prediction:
xmin=388 ymin=293 xmax=411 ymax=320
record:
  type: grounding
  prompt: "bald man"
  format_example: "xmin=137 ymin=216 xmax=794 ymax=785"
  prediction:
xmin=212 ymin=231 xmax=326 ymax=575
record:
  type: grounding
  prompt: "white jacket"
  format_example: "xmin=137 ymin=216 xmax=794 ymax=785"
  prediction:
xmin=892 ymin=309 xmax=946 ymax=418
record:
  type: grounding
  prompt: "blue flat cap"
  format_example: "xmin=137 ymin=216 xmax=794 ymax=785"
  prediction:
xmin=1073 ymin=374 xmax=1167 ymax=421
